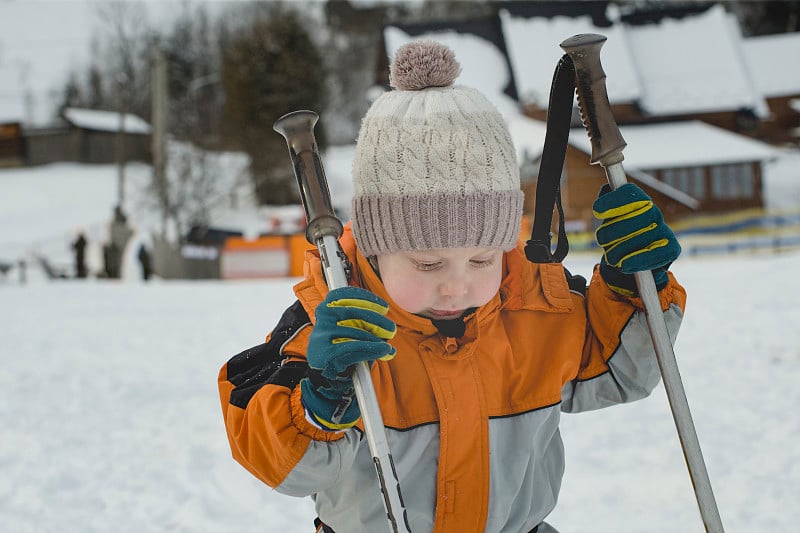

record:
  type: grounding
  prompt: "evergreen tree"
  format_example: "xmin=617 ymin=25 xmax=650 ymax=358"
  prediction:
xmin=220 ymin=9 xmax=327 ymax=205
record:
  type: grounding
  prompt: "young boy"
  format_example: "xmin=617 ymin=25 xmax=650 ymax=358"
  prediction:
xmin=218 ymin=41 xmax=685 ymax=533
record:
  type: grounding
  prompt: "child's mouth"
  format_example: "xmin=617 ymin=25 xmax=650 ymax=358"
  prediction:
xmin=429 ymin=309 xmax=465 ymax=319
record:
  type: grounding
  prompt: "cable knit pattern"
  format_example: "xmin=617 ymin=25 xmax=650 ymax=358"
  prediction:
xmin=352 ymin=40 xmax=522 ymax=255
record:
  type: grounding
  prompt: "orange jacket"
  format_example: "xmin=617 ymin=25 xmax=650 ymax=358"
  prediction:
xmin=219 ymin=227 xmax=686 ymax=532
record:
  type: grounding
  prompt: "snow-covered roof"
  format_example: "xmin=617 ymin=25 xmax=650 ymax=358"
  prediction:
xmin=568 ymin=120 xmax=778 ymax=170
xmin=63 ymin=107 xmax=152 ymax=135
xmin=499 ymin=8 xmax=641 ymax=107
xmin=500 ymin=4 xmax=770 ymax=119
xmin=624 ymin=5 xmax=768 ymax=117
xmin=742 ymin=32 xmax=800 ymax=98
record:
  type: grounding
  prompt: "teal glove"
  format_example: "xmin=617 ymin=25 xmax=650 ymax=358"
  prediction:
xmin=301 ymin=286 xmax=396 ymax=430
xmin=593 ymin=183 xmax=681 ymax=296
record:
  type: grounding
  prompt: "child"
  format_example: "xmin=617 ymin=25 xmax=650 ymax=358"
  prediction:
xmin=218 ymin=41 xmax=685 ymax=533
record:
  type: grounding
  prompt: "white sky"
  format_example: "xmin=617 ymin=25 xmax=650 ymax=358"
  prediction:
xmin=0 ymin=0 xmax=208 ymax=124
xmin=0 ymin=0 xmax=96 ymax=123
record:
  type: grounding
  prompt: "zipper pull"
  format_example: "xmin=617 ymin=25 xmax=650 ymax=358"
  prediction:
xmin=444 ymin=337 xmax=458 ymax=354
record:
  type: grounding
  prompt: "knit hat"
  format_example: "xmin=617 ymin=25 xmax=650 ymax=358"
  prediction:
xmin=351 ymin=40 xmax=523 ymax=256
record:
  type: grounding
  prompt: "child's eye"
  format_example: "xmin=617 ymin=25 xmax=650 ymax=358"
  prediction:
xmin=470 ymin=258 xmax=495 ymax=268
xmin=412 ymin=260 xmax=442 ymax=271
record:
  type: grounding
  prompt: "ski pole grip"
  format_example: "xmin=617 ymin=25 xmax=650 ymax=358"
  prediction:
xmin=273 ymin=110 xmax=343 ymax=244
xmin=560 ymin=34 xmax=627 ymax=167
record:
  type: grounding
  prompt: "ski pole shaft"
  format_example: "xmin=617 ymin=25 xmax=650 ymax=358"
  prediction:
xmin=561 ymin=34 xmax=724 ymax=533
xmin=274 ymin=110 xmax=411 ymax=533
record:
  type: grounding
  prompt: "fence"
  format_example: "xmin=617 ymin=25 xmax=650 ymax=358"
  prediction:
xmin=566 ymin=207 xmax=800 ymax=257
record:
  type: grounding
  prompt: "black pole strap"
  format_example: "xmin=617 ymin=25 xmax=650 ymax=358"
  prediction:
xmin=525 ymin=54 xmax=576 ymax=264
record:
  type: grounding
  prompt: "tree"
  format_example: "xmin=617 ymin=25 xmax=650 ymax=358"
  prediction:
xmin=90 ymin=1 xmax=156 ymax=120
xmin=220 ymin=8 xmax=327 ymax=205
xmin=732 ymin=0 xmax=800 ymax=36
xmin=161 ymin=4 xmax=222 ymax=146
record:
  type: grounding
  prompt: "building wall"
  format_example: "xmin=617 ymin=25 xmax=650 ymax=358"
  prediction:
xmin=523 ymin=146 xmax=764 ymax=233
xmin=23 ymin=128 xmax=151 ymax=166
xmin=757 ymin=95 xmax=800 ymax=145
xmin=0 ymin=122 xmax=25 ymax=167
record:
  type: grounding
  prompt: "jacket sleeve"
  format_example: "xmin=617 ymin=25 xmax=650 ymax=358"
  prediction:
xmin=217 ymin=300 xmax=361 ymax=495
xmin=560 ymin=265 xmax=686 ymax=413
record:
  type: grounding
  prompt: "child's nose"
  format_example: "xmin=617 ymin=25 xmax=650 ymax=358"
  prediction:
xmin=439 ymin=273 xmax=468 ymax=297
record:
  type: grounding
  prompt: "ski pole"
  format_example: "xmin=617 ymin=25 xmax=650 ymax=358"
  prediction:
xmin=274 ymin=110 xmax=411 ymax=533
xmin=560 ymin=34 xmax=725 ymax=533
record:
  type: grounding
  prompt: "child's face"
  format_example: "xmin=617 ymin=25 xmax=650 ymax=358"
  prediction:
xmin=376 ymin=247 xmax=504 ymax=320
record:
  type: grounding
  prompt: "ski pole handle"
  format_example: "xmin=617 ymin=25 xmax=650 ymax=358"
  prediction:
xmin=272 ymin=110 xmax=343 ymax=244
xmin=274 ymin=111 xmax=411 ymax=533
xmin=559 ymin=34 xmax=627 ymax=167
xmin=561 ymin=34 xmax=725 ymax=533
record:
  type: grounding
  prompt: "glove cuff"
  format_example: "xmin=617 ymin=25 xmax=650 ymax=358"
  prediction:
xmin=599 ymin=258 xmax=669 ymax=297
xmin=300 ymin=376 xmax=361 ymax=431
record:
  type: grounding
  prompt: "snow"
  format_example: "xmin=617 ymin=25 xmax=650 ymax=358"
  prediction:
xmin=2 ymin=156 xmax=800 ymax=532
xmin=742 ymin=31 xmax=800 ymax=98
xmin=499 ymin=9 xmax=641 ymax=107
xmin=624 ymin=5 xmax=767 ymax=117
xmin=499 ymin=4 xmax=770 ymax=118
xmin=64 ymin=107 xmax=152 ymax=135
xmin=568 ymin=120 xmax=778 ymax=170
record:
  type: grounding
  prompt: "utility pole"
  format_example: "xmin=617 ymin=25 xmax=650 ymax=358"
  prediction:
xmin=151 ymin=47 xmax=169 ymax=238
xmin=116 ymin=75 xmax=127 ymax=212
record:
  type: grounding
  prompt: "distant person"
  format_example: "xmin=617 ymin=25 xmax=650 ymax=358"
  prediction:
xmin=137 ymin=244 xmax=152 ymax=281
xmin=72 ymin=232 xmax=88 ymax=278
xmin=217 ymin=42 xmax=685 ymax=532
xmin=105 ymin=205 xmax=132 ymax=280
xmin=103 ymin=242 xmax=119 ymax=279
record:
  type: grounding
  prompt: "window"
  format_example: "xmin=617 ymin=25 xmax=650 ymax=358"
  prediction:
xmin=661 ymin=167 xmax=706 ymax=199
xmin=711 ymin=164 xmax=754 ymax=199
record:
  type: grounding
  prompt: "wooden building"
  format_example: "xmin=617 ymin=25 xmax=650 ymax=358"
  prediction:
xmin=0 ymin=121 xmax=24 ymax=167
xmin=376 ymin=1 xmax=787 ymax=229
xmin=560 ymin=121 xmax=776 ymax=231
xmin=24 ymin=107 xmax=152 ymax=166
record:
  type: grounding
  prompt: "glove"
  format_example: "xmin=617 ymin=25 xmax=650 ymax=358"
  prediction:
xmin=593 ymin=183 xmax=681 ymax=297
xmin=300 ymin=286 xmax=396 ymax=430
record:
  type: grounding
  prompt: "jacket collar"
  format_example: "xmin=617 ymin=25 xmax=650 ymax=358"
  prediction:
xmin=293 ymin=224 xmax=572 ymax=334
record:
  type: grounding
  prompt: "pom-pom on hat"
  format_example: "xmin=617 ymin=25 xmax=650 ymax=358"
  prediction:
xmin=351 ymin=40 xmax=523 ymax=257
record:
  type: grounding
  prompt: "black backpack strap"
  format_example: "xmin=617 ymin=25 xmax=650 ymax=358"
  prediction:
xmin=525 ymin=54 xmax=575 ymax=264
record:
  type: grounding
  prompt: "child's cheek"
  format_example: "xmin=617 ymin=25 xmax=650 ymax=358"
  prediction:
xmin=385 ymin=276 xmax=429 ymax=314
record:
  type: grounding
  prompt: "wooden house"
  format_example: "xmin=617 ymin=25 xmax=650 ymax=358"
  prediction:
xmin=24 ymin=107 xmax=152 ymax=166
xmin=563 ymin=121 xmax=776 ymax=231
xmin=375 ymin=1 xmax=783 ymax=228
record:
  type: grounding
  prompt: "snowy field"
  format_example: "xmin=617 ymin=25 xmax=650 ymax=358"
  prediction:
xmin=2 ymin=158 xmax=800 ymax=532
xmin=2 ymin=253 xmax=799 ymax=533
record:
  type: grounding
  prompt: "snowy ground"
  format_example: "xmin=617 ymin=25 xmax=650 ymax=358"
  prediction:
xmin=2 ymin=158 xmax=800 ymax=532
xmin=2 ymin=252 xmax=799 ymax=533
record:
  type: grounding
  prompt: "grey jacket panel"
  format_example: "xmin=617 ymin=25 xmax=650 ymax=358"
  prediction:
xmin=562 ymin=303 xmax=683 ymax=413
